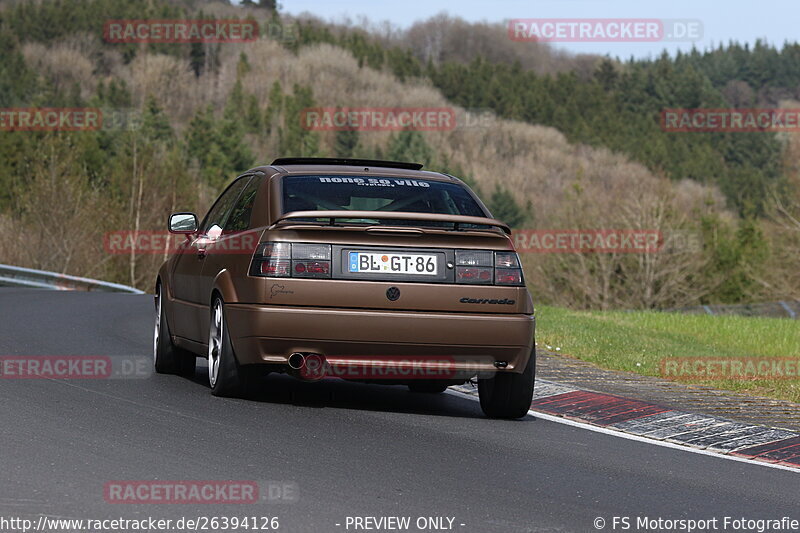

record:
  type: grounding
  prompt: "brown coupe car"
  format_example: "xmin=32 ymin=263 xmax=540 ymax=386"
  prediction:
xmin=155 ymin=158 xmax=535 ymax=418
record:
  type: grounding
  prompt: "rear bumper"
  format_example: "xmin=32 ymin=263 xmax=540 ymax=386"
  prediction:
xmin=224 ymin=303 xmax=535 ymax=374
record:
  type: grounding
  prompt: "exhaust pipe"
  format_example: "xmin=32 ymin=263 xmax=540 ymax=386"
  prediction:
xmin=288 ymin=353 xmax=328 ymax=381
xmin=288 ymin=352 xmax=306 ymax=370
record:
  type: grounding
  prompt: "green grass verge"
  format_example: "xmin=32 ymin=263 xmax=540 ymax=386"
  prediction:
xmin=536 ymin=305 xmax=800 ymax=403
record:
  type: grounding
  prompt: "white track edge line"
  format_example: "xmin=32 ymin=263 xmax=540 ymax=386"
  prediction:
xmin=445 ymin=389 xmax=800 ymax=474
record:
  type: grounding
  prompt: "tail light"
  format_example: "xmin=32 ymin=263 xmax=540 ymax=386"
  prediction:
xmin=294 ymin=260 xmax=330 ymax=277
xmin=455 ymin=250 xmax=524 ymax=286
xmin=455 ymin=250 xmax=493 ymax=284
xmin=456 ymin=267 xmax=493 ymax=284
xmin=495 ymin=268 xmax=522 ymax=285
xmin=251 ymin=242 xmax=290 ymax=277
xmin=494 ymin=252 xmax=520 ymax=268
xmin=493 ymin=252 xmax=524 ymax=286
xmin=251 ymin=242 xmax=332 ymax=279
xmin=250 ymin=244 xmax=522 ymax=285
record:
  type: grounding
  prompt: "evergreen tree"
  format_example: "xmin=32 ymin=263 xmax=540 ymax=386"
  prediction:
xmin=486 ymin=185 xmax=529 ymax=228
xmin=186 ymin=105 xmax=254 ymax=189
xmin=386 ymin=131 xmax=433 ymax=163
xmin=279 ymin=84 xmax=321 ymax=157
xmin=264 ymin=81 xmax=284 ymax=135
xmin=140 ymin=96 xmax=174 ymax=144
xmin=333 ymin=106 xmax=359 ymax=157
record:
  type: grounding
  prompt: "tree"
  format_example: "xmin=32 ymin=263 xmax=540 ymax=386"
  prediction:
xmin=140 ymin=95 xmax=174 ymax=144
xmin=333 ymin=106 xmax=359 ymax=157
xmin=278 ymin=84 xmax=321 ymax=157
xmin=386 ymin=131 xmax=433 ymax=163
xmin=594 ymin=59 xmax=619 ymax=91
xmin=486 ymin=185 xmax=529 ymax=228
xmin=236 ymin=52 xmax=251 ymax=78
xmin=186 ymin=105 xmax=254 ymax=189
xmin=264 ymin=81 xmax=283 ymax=135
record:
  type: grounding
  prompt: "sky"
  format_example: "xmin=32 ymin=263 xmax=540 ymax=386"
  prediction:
xmin=280 ymin=0 xmax=798 ymax=60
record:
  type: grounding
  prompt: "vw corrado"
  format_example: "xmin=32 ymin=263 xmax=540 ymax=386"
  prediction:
xmin=155 ymin=158 xmax=535 ymax=418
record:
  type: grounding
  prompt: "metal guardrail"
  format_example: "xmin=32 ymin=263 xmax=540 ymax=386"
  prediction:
xmin=0 ymin=264 xmax=144 ymax=294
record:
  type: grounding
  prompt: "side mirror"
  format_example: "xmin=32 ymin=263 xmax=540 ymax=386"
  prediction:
xmin=168 ymin=213 xmax=198 ymax=234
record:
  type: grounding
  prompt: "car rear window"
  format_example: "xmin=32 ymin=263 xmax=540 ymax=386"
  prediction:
xmin=281 ymin=175 xmax=487 ymax=219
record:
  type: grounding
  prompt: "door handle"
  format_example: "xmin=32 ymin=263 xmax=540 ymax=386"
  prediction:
xmin=195 ymin=236 xmax=212 ymax=259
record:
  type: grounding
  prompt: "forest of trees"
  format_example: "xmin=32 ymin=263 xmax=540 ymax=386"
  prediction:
xmin=294 ymin=19 xmax=800 ymax=218
xmin=0 ymin=0 xmax=798 ymax=309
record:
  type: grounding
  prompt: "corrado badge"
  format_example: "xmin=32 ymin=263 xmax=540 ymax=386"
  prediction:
xmin=460 ymin=297 xmax=515 ymax=305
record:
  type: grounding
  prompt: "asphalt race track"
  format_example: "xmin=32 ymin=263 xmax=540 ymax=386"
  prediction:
xmin=1 ymin=288 xmax=799 ymax=532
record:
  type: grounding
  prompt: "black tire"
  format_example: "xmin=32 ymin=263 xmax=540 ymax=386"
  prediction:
xmin=478 ymin=348 xmax=536 ymax=419
xmin=207 ymin=296 xmax=250 ymax=398
xmin=407 ymin=380 xmax=450 ymax=394
xmin=154 ymin=283 xmax=196 ymax=377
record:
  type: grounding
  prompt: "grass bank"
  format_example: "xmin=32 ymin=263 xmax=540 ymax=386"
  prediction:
xmin=536 ymin=305 xmax=800 ymax=403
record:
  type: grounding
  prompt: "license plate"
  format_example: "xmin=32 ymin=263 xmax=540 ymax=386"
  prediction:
xmin=349 ymin=252 xmax=438 ymax=275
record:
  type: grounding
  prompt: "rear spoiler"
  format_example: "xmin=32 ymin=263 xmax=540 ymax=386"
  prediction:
xmin=271 ymin=210 xmax=511 ymax=235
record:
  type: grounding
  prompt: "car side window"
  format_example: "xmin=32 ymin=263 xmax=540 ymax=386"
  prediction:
xmin=200 ymin=176 xmax=252 ymax=238
xmin=224 ymin=176 xmax=261 ymax=232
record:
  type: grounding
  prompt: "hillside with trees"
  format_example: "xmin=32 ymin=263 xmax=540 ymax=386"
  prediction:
xmin=0 ymin=0 xmax=797 ymax=309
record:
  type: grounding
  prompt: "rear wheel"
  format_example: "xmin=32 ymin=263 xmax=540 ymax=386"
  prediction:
xmin=407 ymin=380 xmax=450 ymax=394
xmin=208 ymin=296 xmax=250 ymax=397
xmin=478 ymin=348 xmax=535 ymax=419
xmin=153 ymin=283 xmax=196 ymax=377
